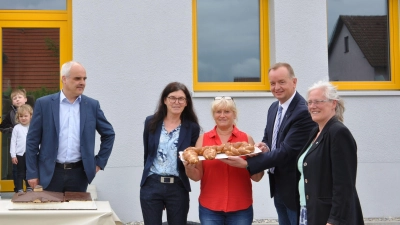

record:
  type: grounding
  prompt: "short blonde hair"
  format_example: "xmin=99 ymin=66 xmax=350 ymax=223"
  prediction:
xmin=211 ymin=97 xmax=238 ymax=125
xmin=10 ymin=89 xmax=27 ymax=99
xmin=15 ymin=104 xmax=33 ymax=124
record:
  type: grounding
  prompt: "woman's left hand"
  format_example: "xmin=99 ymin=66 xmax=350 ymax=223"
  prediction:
xmin=183 ymin=161 xmax=197 ymax=169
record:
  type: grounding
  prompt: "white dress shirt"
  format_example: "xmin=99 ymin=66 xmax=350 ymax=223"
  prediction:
xmin=57 ymin=91 xmax=81 ymax=163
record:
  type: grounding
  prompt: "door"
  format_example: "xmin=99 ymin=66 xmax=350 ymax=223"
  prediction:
xmin=0 ymin=1 xmax=72 ymax=192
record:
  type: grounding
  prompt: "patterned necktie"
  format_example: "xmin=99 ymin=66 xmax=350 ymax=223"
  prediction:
xmin=270 ymin=105 xmax=283 ymax=173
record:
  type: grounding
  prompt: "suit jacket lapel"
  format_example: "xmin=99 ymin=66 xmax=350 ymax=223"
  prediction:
xmin=275 ymin=92 xmax=301 ymax=144
xmin=268 ymin=103 xmax=279 ymax=146
xmin=176 ymin=120 xmax=188 ymax=152
xmin=304 ymin=128 xmax=320 ymax=155
xmin=279 ymin=92 xmax=300 ymax=130
xmin=150 ymin=121 xmax=162 ymax=153
xmin=306 ymin=117 xmax=337 ymax=156
xmin=51 ymin=92 xmax=61 ymax=135
xmin=80 ymin=95 xmax=87 ymax=136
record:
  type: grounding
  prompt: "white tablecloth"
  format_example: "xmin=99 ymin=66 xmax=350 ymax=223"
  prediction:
xmin=0 ymin=200 xmax=122 ymax=225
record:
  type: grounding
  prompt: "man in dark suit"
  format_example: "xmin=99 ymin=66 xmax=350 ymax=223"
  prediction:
xmin=26 ymin=61 xmax=115 ymax=192
xmin=222 ymin=62 xmax=315 ymax=225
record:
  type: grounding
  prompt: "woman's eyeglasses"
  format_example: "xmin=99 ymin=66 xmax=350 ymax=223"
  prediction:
xmin=167 ymin=96 xmax=186 ymax=104
xmin=307 ymin=99 xmax=330 ymax=106
xmin=214 ymin=96 xmax=233 ymax=101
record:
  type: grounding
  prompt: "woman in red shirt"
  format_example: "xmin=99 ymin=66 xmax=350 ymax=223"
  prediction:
xmin=184 ymin=96 xmax=264 ymax=225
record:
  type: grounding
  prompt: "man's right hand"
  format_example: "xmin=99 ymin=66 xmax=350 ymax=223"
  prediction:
xmin=255 ymin=142 xmax=270 ymax=152
xmin=28 ymin=178 xmax=39 ymax=189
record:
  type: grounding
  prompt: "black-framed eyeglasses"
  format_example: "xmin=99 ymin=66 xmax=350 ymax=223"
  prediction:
xmin=167 ymin=96 xmax=186 ymax=104
xmin=307 ymin=99 xmax=330 ymax=106
xmin=214 ymin=96 xmax=233 ymax=101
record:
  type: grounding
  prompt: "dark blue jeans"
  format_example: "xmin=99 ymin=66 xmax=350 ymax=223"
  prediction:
xmin=199 ymin=203 xmax=253 ymax=225
xmin=45 ymin=164 xmax=88 ymax=192
xmin=16 ymin=154 xmax=30 ymax=191
xmin=140 ymin=174 xmax=189 ymax=225
xmin=274 ymin=188 xmax=298 ymax=225
xmin=12 ymin=164 xmax=18 ymax=192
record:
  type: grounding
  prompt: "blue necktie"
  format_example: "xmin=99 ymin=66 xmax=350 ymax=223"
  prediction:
xmin=270 ymin=105 xmax=283 ymax=173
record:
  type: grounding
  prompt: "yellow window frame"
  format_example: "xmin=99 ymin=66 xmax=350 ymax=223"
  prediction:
xmin=0 ymin=0 xmax=72 ymax=191
xmin=332 ymin=0 xmax=400 ymax=90
xmin=192 ymin=0 xmax=270 ymax=92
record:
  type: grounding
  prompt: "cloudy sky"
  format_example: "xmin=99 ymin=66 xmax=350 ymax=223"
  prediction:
xmin=0 ymin=0 xmax=66 ymax=10
xmin=197 ymin=0 xmax=260 ymax=82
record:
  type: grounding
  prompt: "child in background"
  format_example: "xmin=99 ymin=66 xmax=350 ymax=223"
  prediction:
xmin=0 ymin=89 xmax=27 ymax=132
xmin=10 ymin=104 xmax=33 ymax=193
xmin=0 ymin=89 xmax=28 ymax=192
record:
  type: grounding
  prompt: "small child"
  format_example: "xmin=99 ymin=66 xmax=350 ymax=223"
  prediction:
xmin=0 ymin=89 xmax=27 ymax=132
xmin=0 ymin=89 xmax=28 ymax=193
xmin=10 ymin=104 xmax=33 ymax=193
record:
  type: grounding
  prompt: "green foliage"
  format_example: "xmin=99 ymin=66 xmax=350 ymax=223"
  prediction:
xmin=3 ymin=86 xmax=59 ymax=100
xmin=27 ymin=87 xmax=59 ymax=100
xmin=44 ymin=37 xmax=60 ymax=60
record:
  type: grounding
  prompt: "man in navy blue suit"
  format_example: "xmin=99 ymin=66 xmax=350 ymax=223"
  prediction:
xmin=222 ymin=62 xmax=315 ymax=225
xmin=26 ymin=61 xmax=115 ymax=192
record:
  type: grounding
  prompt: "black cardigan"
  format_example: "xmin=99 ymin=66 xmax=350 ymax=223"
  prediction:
xmin=296 ymin=117 xmax=364 ymax=225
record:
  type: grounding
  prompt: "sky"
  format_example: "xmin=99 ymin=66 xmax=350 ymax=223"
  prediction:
xmin=0 ymin=0 xmax=66 ymax=10
xmin=197 ymin=0 xmax=260 ymax=82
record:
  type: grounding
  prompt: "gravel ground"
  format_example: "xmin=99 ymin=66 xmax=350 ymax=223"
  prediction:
xmin=125 ymin=218 xmax=400 ymax=225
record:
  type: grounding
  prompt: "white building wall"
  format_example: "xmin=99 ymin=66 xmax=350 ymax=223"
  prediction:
xmin=73 ymin=0 xmax=400 ymax=223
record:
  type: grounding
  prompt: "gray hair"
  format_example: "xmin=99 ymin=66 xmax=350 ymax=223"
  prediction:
xmin=60 ymin=61 xmax=82 ymax=77
xmin=307 ymin=81 xmax=345 ymax=122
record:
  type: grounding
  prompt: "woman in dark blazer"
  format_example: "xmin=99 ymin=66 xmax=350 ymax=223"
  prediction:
xmin=140 ymin=82 xmax=200 ymax=225
xmin=296 ymin=81 xmax=364 ymax=225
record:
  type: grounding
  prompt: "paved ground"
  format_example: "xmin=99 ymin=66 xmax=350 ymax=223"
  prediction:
xmin=126 ymin=220 xmax=400 ymax=225
xmin=2 ymin=192 xmax=399 ymax=225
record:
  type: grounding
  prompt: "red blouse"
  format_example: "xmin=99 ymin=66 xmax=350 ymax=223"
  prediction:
xmin=199 ymin=125 xmax=253 ymax=212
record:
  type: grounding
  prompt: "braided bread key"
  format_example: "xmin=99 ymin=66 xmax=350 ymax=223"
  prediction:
xmin=182 ymin=149 xmax=199 ymax=164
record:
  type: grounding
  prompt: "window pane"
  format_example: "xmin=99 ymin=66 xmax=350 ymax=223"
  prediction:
xmin=197 ymin=0 xmax=260 ymax=82
xmin=328 ymin=0 xmax=389 ymax=81
xmin=2 ymin=28 xmax=60 ymax=181
xmin=0 ymin=0 xmax=66 ymax=10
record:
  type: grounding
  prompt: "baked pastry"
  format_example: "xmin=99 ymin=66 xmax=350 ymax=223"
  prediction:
xmin=182 ymin=142 xmax=256 ymax=162
xmin=182 ymin=149 xmax=199 ymax=164
xmin=202 ymin=147 xmax=217 ymax=160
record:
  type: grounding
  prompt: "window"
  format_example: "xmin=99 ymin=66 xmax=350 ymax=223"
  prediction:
xmin=193 ymin=0 xmax=270 ymax=91
xmin=0 ymin=0 xmax=72 ymax=192
xmin=328 ymin=0 xmax=400 ymax=89
xmin=0 ymin=0 xmax=66 ymax=10
xmin=344 ymin=36 xmax=349 ymax=53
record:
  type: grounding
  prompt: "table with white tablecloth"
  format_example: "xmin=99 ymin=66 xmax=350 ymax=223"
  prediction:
xmin=0 ymin=200 xmax=122 ymax=225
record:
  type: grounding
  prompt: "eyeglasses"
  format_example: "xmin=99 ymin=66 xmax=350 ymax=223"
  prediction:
xmin=214 ymin=96 xmax=233 ymax=101
xmin=167 ymin=96 xmax=186 ymax=104
xmin=307 ymin=99 xmax=330 ymax=106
